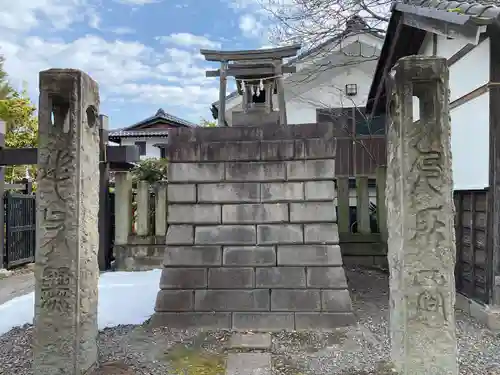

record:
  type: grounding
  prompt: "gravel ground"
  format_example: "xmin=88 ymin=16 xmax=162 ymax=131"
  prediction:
xmin=1 ymin=266 xmax=499 ymax=374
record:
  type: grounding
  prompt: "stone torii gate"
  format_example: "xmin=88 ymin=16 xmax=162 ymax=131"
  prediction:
xmin=201 ymin=45 xmax=301 ymax=127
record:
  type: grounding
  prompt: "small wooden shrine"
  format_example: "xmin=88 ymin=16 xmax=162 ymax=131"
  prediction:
xmin=201 ymin=45 xmax=301 ymax=127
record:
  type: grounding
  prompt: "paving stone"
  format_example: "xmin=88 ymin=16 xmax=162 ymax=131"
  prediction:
xmin=226 ymin=353 xmax=271 ymax=375
xmin=229 ymin=333 xmax=272 ymax=350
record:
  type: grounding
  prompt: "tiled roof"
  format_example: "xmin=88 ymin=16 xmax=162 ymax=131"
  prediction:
xmin=109 ymin=108 xmax=198 ymax=138
xmin=401 ymin=0 xmax=500 ymax=20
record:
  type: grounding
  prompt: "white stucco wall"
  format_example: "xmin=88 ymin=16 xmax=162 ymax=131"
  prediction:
xmin=223 ymin=34 xmax=382 ymax=126
xmin=119 ymin=137 xmax=163 ymax=159
xmin=414 ymin=34 xmax=490 ymax=190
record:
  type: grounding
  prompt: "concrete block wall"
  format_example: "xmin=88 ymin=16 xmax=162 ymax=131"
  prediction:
xmin=150 ymin=124 xmax=356 ymax=331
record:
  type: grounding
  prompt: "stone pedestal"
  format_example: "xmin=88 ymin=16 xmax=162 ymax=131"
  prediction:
xmin=386 ymin=56 xmax=458 ymax=374
xmin=151 ymin=123 xmax=355 ymax=331
xmin=33 ymin=69 xmax=100 ymax=374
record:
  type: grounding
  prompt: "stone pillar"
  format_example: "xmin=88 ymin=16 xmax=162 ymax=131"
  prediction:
xmin=155 ymin=182 xmax=167 ymax=237
xmin=34 ymin=69 xmax=100 ymax=374
xmin=386 ymin=56 xmax=458 ymax=374
xmin=114 ymin=171 xmax=132 ymax=245
xmin=136 ymin=180 xmax=150 ymax=236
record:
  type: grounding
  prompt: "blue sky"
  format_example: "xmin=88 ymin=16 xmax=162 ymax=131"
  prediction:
xmin=0 ymin=0 xmax=276 ymax=129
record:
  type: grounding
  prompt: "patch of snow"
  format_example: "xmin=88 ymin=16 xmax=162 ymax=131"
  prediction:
xmin=0 ymin=269 xmax=162 ymax=336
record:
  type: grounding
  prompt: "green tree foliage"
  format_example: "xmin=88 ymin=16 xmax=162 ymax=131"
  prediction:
xmin=0 ymin=56 xmax=38 ymax=183
xmin=131 ymin=158 xmax=168 ymax=184
xmin=200 ymin=118 xmax=217 ymax=127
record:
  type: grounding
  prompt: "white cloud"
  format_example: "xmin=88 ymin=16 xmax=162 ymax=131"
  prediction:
xmin=111 ymin=27 xmax=136 ymax=35
xmin=239 ymin=14 xmax=264 ymax=39
xmin=157 ymin=33 xmax=221 ymax=49
xmin=113 ymin=0 xmax=160 ymax=4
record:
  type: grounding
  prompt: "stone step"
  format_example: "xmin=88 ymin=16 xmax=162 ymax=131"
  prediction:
xmin=229 ymin=333 xmax=272 ymax=350
xmin=226 ymin=353 xmax=271 ymax=375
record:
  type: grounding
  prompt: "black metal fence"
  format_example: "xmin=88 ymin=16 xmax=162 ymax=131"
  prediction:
xmin=4 ymin=191 xmax=36 ymax=269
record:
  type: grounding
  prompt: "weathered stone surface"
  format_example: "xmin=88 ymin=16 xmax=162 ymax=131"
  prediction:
xmin=260 ymin=182 xmax=304 ymax=202
xmin=198 ymin=182 xmax=260 ymax=203
xmin=155 ymin=290 xmax=194 ymax=311
xmin=150 ymin=312 xmax=231 ymax=329
xmin=386 ymin=56 xmax=457 ymax=374
xmin=169 ymin=204 xmax=221 ymax=224
xmin=255 ymin=267 xmax=306 ymax=288
xmin=223 ymin=246 xmax=276 ymax=266
xmin=222 ymin=203 xmax=288 ymax=223
xmin=34 ymin=69 xmax=100 ymax=374
xmin=307 ymin=267 xmax=347 ymax=288
xmin=321 ymin=290 xmax=353 ymax=312
xmin=195 ymin=225 xmax=256 ymax=245
xmin=232 ymin=312 xmax=295 ymax=331
xmin=226 ymin=162 xmax=286 ymax=181
xmin=257 ymin=224 xmax=303 ymax=244
xmin=229 ymin=333 xmax=272 ymax=350
xmin=167 ymin=184 xmax=196 ymax=202
xmin=165 ymin=225 xmax=194 ymax=245
xmin=277 ymin=245 xmax=343 ymax=266
xmin=295 ymin=313 xmax=356 ymax=330
xmin=195 ymin=290 xmax=270 ymax=311
xmin=208 ymin=268 xmax=255 ymax=288
xmin=168 ymin=162 xmax=224 ymax=182
xmin=286 ymin=160 xmax=335 ymax=180
xmin=304 ymin=181 xmax=336 ymax=200
xmin=163 ymin=246 xmax=221 ymax=266
xmin=290 ymin=202 xmax=337 ymax=222
xmin=159 ymin=268 xmax=207 ymax=289
xmin=271 ymin=290 xmax=321 ymax=311
xmin=260 ymin=140 xmax=295 ymax=160
xmin=304 ymin=224 xmax=340 ymax=244
xmin=295 ymin=138 xmax=336 ymax=159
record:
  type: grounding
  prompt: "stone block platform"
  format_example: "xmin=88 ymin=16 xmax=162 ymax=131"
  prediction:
xmin=150 ymin=123 xmax=355 ymax=331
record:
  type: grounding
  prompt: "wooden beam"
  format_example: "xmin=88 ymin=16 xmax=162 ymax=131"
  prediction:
xmin=218 ymin=61 xmax=228 ymax=128
xmin=206 ymin=65 xmax=296 ymax=77
xmin=200 ymin=44 xmax=301 ymax=62
xmin=0 ymin=145 xmax=140 ymax=166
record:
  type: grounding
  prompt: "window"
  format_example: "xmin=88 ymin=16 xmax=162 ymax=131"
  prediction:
xmin=135 ymin=141 xmax=146 ymax=156
xmin=160 ymin=147 xmax=167 ymax=159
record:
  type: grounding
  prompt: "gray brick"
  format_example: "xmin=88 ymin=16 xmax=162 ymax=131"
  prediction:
xmin=168 ymin=162 xmax=224 ymax=182
xmin=295 ymin=138 xmax=336 ymax=159
xmin=195 ymin=290 xmax=270 ymax=311
xmin=223 ymin=246 xmax=276 ymax=266
xmin=305 ymin=181 xmax=336 ymax=200
xmin=150 ymin=312 xmax=231 ymax=329
xmin=200 ymin=141 xmax=261 ymax=161
xmin=290 ymin=202 xmax=336 ymax=223
xmin=232 ymin=312 xmax=295 ymax=331
xmin=168 ymin=184 xmax=196 ymax=202
xmin=226 ymin=162 xmax=286 ymax=181
xmin=169 ymin=204 xmax=221 ymax=224
xmin=195 ymin=225 xmax=256 ymax=245
xmin=260 ymin=140 xmax=294 ymax=160
xmin=159 ymin=268 xmax=207 ymax=288
xmin=222 ymin=203 xmax=288 ymax=224
xmin=198 ymin=182 xmax=260 ymax=203
xmin=260 ymin=182 xmax=304 ymax=202
xmin=295 ymin=313 xmax=356 ymax=330
xmin=321 ymin=290 xmax=353 ymax=312
xmin=165 ymin=225 xmax=194 ymax=245
xmin=286 ymin=160 xmax=335 ymax=180
xmin=257 ymin=224 xmax=303 ymax=245
xmin=304 ymin=224 xmax=339 ymax=244
xmin=277 ymin=245 xmax=343 ymax=266
xmin=208 ymin=268 xmax=254 ymax=288
xmin=307 ymin=267 xmax=348 ymax=288
xmin=155 ymin=290 xmax=194 ymax=312
xmin=163 ymin=246 xmax=222 ymax=267
xmin=256 ymin=267 xmax=306 ymax=288
xmin=271 ymin=290 xmax=321 ymax=311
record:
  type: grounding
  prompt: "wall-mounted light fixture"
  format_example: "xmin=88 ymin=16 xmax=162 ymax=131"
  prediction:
xmin=345 ymin=83 xmax=358 ymax=96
